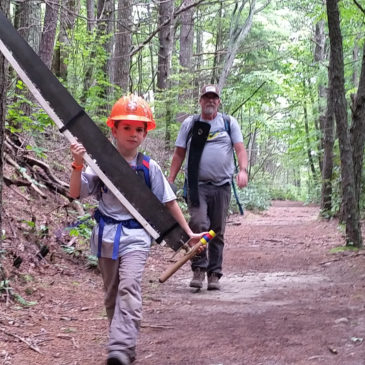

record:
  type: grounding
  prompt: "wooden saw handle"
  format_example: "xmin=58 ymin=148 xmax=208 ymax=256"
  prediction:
xmin=159 ymin=230 xmax=215 ymax=283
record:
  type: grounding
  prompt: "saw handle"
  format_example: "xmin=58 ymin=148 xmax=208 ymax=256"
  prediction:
xmin=159 ymin=230 xmax=216 ymax=283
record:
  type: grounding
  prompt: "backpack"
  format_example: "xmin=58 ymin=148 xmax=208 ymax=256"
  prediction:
xmin=133 ymin=152 xmax=151 ymax=188
xmin=185 ymin=113 xmax=244 ymax=215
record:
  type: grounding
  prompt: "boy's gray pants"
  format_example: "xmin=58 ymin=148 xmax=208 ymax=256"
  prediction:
xmin=188 ymin=182 xmax=231 ymax=277
xmin=98 ymin=250 xmax=148 ymax=360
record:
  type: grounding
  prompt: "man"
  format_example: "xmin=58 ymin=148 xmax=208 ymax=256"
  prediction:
xmin=168 ymin=85 xmax=248 ymax=290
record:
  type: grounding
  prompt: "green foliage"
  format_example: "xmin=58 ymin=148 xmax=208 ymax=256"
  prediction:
xmin=0 ymin=280 xmax=37 ymax=307
xmin=22 ymin=220 xmax=49 ymax=240
xmin=63 ymin=212 xmax=97 ymax=268
xmin=329 ymin=245 xmax=359 ymax=254
xmin=230 ymin=183 xmax=271 ymax=213
xmin=0 ymin=279 xmax=11 ymax=292
xmin=6 ymin=81 xmax=54 ymax=135
xmin=13 ymin=293 xmax=38 ymax=307
xmin=270 ymin=186 xmax=298 ymax=201
xmin=68 ymin=213 xmax=95 ymax=241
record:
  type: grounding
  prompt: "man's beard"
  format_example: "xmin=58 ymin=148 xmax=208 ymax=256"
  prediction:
xmin=203 ymin=105 xmax=216 ymax=115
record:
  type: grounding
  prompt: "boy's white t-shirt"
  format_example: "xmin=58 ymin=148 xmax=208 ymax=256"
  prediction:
xmin=79 ymin=155 xmax=176 ymax=258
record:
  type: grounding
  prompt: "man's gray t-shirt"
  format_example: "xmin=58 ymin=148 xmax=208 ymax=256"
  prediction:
xmin=79 ymin=155 xmax=176 ymax=258
xmin=175 ymin=112 xmax=243 ymax=185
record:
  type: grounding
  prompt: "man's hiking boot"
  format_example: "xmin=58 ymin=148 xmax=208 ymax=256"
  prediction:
xmin=207 ymin=273 xmax=220 ymax=290
xmin=189 ymin=268 xmax=205 ymax=288
xmin=107 ymin=351 xmax=131 ymax=365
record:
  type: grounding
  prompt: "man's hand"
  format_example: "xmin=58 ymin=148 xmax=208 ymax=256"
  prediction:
xmin=236 ymin=169 xmax=248 ymax=188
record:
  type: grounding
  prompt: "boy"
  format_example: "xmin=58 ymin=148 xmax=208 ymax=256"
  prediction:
xmin=69 ymin=95 xmax=205 ymax=365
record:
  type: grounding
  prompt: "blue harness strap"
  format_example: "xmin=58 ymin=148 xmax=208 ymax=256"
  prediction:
xmin=132 ymin=153 xmax=151 ymax=188
xmin=94 ymin=209 xmax=143 ymax=260
xmin=94 ymin=153 xmax=151 ymax=259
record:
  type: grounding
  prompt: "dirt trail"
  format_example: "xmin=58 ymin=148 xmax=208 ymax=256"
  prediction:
xmin=1 ymin=201 xmax=365 ymax=365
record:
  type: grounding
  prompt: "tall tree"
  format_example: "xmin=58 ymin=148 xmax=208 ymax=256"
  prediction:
xmin=211 ymin=1 xmax=224 ymax=85
xmin=350 ymin=40 xmax=365 ymax=212
xmin=0 ymin=0 xmax=10 ymax=237
xmin=326 ymin=0 xmax=362 ymax=247
xmin=14 ymin=0 xmax=41 ymax=53
xmin=157 ymin=0 xmax=174 ymax=149
xmin=321 ymin=56 xmax=335 ymax=214
xmin=218 ymin=0 xmax=270 ymax=91
xmin=53 ymin=0 xmax=80 ymax=79
xmin=86 ymin=0 xmax=96 ymax=32
xmin=157 ymin=0 xmax=174 ymax=90
xmin=39 ymin=0 xmax=60 ymax=69
xmin=314 ymin=17 xmax=336 ymax=215
xmin=178 ymin=0 xmax=195 ymax=105
xmin=113 ymin=0 xmax=132 ymax=94
xmin=179 ymin=0 xmax=194 ymax=71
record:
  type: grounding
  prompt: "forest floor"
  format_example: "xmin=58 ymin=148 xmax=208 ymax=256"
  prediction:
xmin=1 ymin=200 xmax=365 ymax=365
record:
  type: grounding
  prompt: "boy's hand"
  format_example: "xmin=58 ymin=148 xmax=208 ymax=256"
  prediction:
xmin=70 ymin=142 xmax=86 ymax=165
xmin=187 ymin=232 xmax=209 ymax=253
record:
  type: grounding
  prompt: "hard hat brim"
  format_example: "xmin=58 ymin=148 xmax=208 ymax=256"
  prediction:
xmin=108 ymin=116 xmax=156 ymax=131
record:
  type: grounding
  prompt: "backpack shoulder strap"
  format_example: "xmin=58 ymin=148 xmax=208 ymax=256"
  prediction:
xmin=186 ymin=114 xmax=201 ymax=146
xmin=135 ymin=152 xmax=151 ymax=188
xmin=222 ymin=113 xmax=232 ymax=140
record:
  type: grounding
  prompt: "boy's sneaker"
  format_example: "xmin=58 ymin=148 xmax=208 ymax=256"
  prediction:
xmin=207 ymin=273 xmax=220 ymax=290
xmin=107 ymin=351 xmax=130 ymax=365
xmin=189 ymin=268 xmax=205 ymax=288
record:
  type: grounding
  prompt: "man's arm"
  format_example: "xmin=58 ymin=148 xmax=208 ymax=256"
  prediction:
xmin=168 ymin=146 xmax=186 ymax=183
xmin=234 ymin=142 xmax=249 ymax=188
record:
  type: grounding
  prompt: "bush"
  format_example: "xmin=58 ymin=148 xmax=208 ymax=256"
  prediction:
xmin=230 ymin=183 xmax=271 ymax=213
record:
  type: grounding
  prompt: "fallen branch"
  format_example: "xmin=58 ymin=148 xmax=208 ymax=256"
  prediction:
xmin=4 ymin=152 xmax=47 ymax=198
xmin=0 ymin=327 xmax=42 ymax=353
xmin=2 ymin=179 xmax=31 ymax=202
xmin=24 ymin=155 xmax=69 ymax=188
xmin=141 ymin=323 xmax=174 ymax=330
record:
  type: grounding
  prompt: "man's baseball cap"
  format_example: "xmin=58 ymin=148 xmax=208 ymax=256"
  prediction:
xmin=200 ymin=84 xmax=220 ymax=98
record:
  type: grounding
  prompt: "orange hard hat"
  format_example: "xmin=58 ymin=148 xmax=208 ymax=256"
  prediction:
xmin=106 ymin=94 xmax=156 ymax=131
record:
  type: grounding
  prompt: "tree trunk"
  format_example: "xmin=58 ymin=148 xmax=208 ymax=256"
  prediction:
xmin=218 ymin=0 xmax=270 ymax=91
xmin=14 ymin=0 xmax=41 ymax=53
xmin=178 ymin=0 xmax=194 ymax=105
xmin=157 ymin=0 xmax=174 ymax=90
xmin=97 ymin=0 xmax=114 ymax=101
xmin=53 ymin=0 xmax=79 ymax=79
xmin=113 ymin=0 xmax=132 ymax=95
xmin=303 ymin=99 xmax=316 ymax=182
xmin=39 ymin=0 xmax=59 ymax=69
xmin=13 ymin=1 xmax=41 ymax=118
xmin=157 ymin=0 xmax=174 ymax=150
xmin=211 ymin=2 xmax=223 ymax=84
xmin=86 ymin=0 xmax=96 ymax=32
xmin=194 ymin=8 xmax=203 ymax=100
xmin=314 ymin=20 xmax=326 ymax=172
xmin=350 ymin=41 xmax=365 ymax=211
xmin=352 ymin=37 xmax=360 ymax=87
xmin=326 ymin=0 xmax=362 ymax=247
xmin=320 ymin=60 xmax=335 ymax=215
xmin=0 ymin=0 xmax=10 ymax=236
xmin=179 ymin=0 xmax=194 ymax=70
